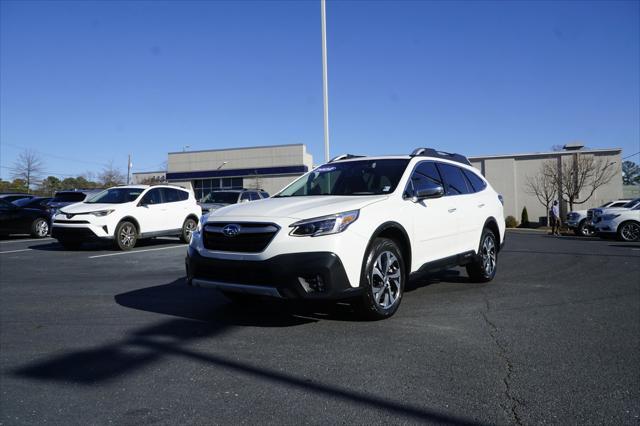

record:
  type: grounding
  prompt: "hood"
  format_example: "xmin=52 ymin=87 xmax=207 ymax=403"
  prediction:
xmin=199 ymin=202 xmax=230 ymax=211
xmin=568 ymin=209 xmax=588 ymax=215
xmin=210 ymin=195 xmax=389 ymax=220
xmin=59 ymin=202 xmax=124 ymax=214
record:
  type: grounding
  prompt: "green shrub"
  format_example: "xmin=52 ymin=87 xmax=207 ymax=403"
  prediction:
xmin=520 ymin=207 xmax=529 ymax=228
xmin=505 ymin=216 xmax=518 ymax=228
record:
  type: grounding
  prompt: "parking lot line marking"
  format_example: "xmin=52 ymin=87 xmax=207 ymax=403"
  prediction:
xmin=0 ymin=238 xmax=53 ymax=244
xmin=0 ymin=249 xmax=32 ymax=254
xmin=89 ymin=245 xmax=186 ymax=259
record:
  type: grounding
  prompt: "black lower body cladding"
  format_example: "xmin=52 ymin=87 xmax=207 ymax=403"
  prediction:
xmin=185 ymin=247 xmax=362 ymax=300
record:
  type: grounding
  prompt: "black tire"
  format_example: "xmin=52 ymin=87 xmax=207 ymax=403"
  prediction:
xmin=58 ymin=239 xmax=82 ymax=250
xmin=180 ymin=217 xmax=198 ymax=243
xmin=115 ymin=221 xmax=137 ymax=251
xmin=576 ymin=220 xmax=594 ymax=237
xmin=356 ymin=238 xmax=405 ymax=320
xmin=30 ymin=218 xmax=49 ymax=238
xmin=466 ymin=228 xmax=498 ymax=283
xmin=617 ymin=221 xmax=640 ymax=242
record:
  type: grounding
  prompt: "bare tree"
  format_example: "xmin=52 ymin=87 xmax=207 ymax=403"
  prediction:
xmin=99 ymin=161 xmax=125 ymax=187
xmin=11 ymin=149 xmax=45 ymax=193
xmin=551 ymin=154 xmax=617 ymax=211
xmin=525 ymin=161 xmax=558 ymax=226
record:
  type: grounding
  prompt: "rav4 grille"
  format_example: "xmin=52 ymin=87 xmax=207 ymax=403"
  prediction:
xmin=203 ymin=222 xmax=279 ymax=253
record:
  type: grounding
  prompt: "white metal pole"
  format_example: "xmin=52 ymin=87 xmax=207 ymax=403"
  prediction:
xmin=321 ymin=0 xmax=330 ymax=162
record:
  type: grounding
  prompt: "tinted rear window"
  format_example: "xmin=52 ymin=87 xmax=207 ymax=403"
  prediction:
xmin=461 ymin=169 xmax=487 ymax=192
xmin=436 ymin=163 xmax=471 ymax=195
xmin=53 ymin=192 xmax=87 ymax=202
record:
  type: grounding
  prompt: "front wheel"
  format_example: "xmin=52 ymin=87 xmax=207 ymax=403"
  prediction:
xmin=466 ymin=228 xmax=498 ymax=283
xmin=618 ymin=221 xmax=640 ymax=242
xmin=115 ymin=221 xmax=137 ymax=250
xmin=180 ymin=217 xmax=198 ymax=243
xmin=31 ymin=218 xmax=49 ymax=238
xmin=356 ymin=238 xmax=405 ymax=320
xmin=577 ymin=220 xmax=595 ymax=237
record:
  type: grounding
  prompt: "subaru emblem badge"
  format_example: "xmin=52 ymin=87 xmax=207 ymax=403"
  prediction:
xmin=222 ymin=224 xmax=240 ymax=237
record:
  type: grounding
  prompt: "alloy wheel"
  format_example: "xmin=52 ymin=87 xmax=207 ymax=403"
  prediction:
xmin=481 ymin=234 xmax=497 ymax=276
xmin=119 ymin=224 xmax=136 ymax=247
xmin=370 ymin=250 xmax=402 ymax=309
xmin=36 ymin=220 xmax=49 ymax=237
xmin=621 ymin=222 xmax=640 ymax=242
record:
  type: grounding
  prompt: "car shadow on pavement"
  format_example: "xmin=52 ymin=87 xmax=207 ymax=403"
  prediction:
xmin=12 ymin=314 xmax=485 ymax=425
xmin=405 ymin=269 xmax=470 ymax=293
xmin=608 ymin=243 xmax=640 ymax=249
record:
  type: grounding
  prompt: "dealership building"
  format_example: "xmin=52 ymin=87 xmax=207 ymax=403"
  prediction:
xmin=134 ymin=143 xmax=624 ymax=224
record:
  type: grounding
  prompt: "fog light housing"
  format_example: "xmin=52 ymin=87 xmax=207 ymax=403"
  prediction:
xmin=298 ymin=274 xmax=326 ymax=293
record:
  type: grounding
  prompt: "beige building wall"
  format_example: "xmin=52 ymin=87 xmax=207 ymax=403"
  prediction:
xmin=470 ymin=149 xmax=623 ymax=223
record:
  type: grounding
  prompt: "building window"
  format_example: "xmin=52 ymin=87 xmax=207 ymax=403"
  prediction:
xmin=193 ymin=178 xmax=243 ymax=201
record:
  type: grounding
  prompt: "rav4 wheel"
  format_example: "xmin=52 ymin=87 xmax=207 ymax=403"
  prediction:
xmin=618 ymin=221 xmax=640 ymax=242
xmin=115 ymin=221 xmax=137 ymax=250
xmin=31 ymin=218 xmax=49 ymax=238
xmin=357 ymin=238 xmax=405 ymax=320
xmin=180 ymin=217 xmax=197 ymax=243
xmin=467 ymin=228 xmax=498 ymax=283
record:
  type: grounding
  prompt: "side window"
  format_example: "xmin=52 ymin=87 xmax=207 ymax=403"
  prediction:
xmin=260 ymin=191 xmax=270 ymax=198
xmin=141 ymin=188 xmax=163 ymax=205
xmin=249 ymin=192 xmax=260 ymax=201
xmin=461 ymin=169 xmax=487 ymax=193
xmin=161 ymin=188 xmax=180 ymax=203
xmin=240 ymin=192 xmax=251 ymax=202
xmin=436 ymin=163 xmax=471 ymax=196
xmin=407 ymin=161 xmax=443 ymax=196
xmin=176 ymin=190 xmax=189 ymax=201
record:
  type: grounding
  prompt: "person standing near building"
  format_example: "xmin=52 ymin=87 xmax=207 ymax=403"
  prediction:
xmin=550 ymin=200 xmax=561 ymax=236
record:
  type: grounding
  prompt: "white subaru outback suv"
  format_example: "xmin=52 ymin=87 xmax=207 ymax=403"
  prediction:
xmin=186 ymin=149 xmax=505 ymax=319
xmin=52 ymin=185 xmax=201 ymax=250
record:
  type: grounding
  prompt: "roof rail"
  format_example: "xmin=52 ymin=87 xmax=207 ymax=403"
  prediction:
xmin=410 ymin=148 xmax=471 ymax=166
xmin=329 ymin=154 xmax=365 ymax=163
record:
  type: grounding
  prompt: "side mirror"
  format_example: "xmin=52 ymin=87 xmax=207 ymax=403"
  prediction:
xmin=411 ymin=182 xmax=445 ymax=202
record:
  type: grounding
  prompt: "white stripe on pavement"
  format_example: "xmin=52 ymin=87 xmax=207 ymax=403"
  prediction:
xmin=0 ymin=238 xmax=53 ymax=244
xmin=89 ymin=245 xmax=186 ymax=259
xmin=0 ymin=249 xmax=33 ymax=254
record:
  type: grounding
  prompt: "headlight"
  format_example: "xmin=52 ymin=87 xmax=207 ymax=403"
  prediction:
xmin=600 ymin=214 xmax=620 ymax=221
xmin=90 ymin=210 xmax=114 ymax=217
xmin=289 ymin=210 xmax=359 ymax=237
xmin=197 ymin=214 xmax=209 ymax=232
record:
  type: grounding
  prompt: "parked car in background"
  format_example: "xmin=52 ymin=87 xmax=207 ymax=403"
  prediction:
xmin=0 ymin=193 xmax=34 ymax=202
xmin=0 ymin=198 xmax=51 ymax=238
xmin=47 ymin=189 xmax=103 ymax=216
xmin=589 ymin=198 xmax=640 ymax=227
xmin=12 ymin=197 xmax=53 ymax=212
xmin=594 ymin=203 xmax=640 ymax=242
xmin=187 ymin=148 xmax=505 ymax=320
xmin=568 ymin=199 xmax=630 ymax=236
xmin=51 ymin=185 xmax=201 ymax=250
xmin=198 ymin=189 xmax=270 ymax=214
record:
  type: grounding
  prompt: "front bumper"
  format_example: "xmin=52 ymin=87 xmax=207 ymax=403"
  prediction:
xmin=185 ymin=246 xmax=362 ymax=300
xmin=51 ymin=224 xmax=111 ymax=241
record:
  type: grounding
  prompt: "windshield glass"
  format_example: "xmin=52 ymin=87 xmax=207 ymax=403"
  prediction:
xmin=623 ymin=198 xmax=640 ymax=208
xmin=52 ymin=192 xmax=87 ymax=202
xmin=276 ymin=159 xmax=410 ymax=197
xmin=86 ymin=188 xmax=144 ymax=204
xmin=200 ymin=191 xmax=239 ymax=204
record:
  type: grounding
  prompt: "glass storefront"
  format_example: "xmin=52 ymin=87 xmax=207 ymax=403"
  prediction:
xmin=193 ymin=177 xmax=243 ymax=201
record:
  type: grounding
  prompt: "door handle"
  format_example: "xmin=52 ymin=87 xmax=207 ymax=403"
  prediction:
xmin=478 ymin=203 xmax=485 ymax=208
xmin=448 ymin=208 xmax=457 ymax=213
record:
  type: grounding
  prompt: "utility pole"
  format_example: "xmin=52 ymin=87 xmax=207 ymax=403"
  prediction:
xmin=127 ymin=154 xmax=132 ymax=185
xmin=320 ymin=0 xmax=330 ymax=162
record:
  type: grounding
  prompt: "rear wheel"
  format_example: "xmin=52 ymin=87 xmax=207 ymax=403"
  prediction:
xmin=115 ymin=221 xmax=137 ymax=250
xmin=356 ymin=238 xmax=405 ymax=320
xmin=30 ymin=218 xmax=49 ymax=238
xmin=466 ymin=228 xmax=498 ymax=282
xmin=180 ymin=217 xmax=198 ymax=243
xmin=618 ymin=221 xmax=640 ymax=242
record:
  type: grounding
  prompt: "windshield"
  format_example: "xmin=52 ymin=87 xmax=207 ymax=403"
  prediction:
xmin=86 ymin=188 xmax=144 ymax=204
xmin=52 ymin=192 xmax=87 ymax=202
xmin=623 ymin=198 xmax=640 ymax=209
xmin=200 ymin=191 xmax=239 ymax=204
xmin=276 ymin=159 xmax=410 ymax=197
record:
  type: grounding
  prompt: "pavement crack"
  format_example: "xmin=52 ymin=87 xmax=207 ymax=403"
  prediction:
xmin=481 ymin=310 xmax=524 ymax=426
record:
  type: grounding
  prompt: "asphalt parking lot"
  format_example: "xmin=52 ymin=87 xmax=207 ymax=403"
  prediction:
xmin=0 ymin=231 xmax=638 ymax=425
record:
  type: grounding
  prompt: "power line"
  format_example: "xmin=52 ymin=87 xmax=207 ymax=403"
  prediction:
xmin=1 ymin=142 xmax=112 ymax=168
xmin=0 ymin=165 xmax=92 ymax=179
xmin=622 ymin=151 xmax=639 ymax=160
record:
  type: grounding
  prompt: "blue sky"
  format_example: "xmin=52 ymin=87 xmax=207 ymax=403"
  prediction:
xmin=1 ymin=0 xmax=639 ymax=180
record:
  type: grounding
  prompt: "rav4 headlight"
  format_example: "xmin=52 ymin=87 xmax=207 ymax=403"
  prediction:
xmin=90 ymin=210 xmax=115 ymax=217
xmin=289 ymin=210 xmax=359 ymax=237
xmin=600 ymin=214 xmax=620 ymax=221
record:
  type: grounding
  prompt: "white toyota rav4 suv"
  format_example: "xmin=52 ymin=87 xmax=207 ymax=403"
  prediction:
xmin=52 ymin=185 xmax=201 ymax=250
xmin=186 ymin=149 xmax=505 ymax=319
